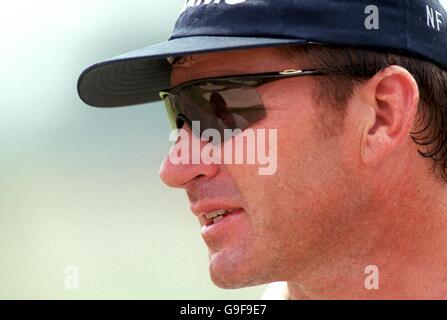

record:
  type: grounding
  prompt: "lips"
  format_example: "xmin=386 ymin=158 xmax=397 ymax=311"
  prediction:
xmin=203 ymin=209 xmax=238 ymax=225
xmin=200 ymin=208 xmax=245 ymax=237
xmin=191 ymin=203 xmax=243 ymax=227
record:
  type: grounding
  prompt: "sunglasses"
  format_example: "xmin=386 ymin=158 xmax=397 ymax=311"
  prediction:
xmin=159 ymin=68 xmax=328 ymax=143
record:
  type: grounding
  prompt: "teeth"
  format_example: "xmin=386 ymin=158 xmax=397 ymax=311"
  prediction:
xmin=213 ymin=216 xmax=224 ymax=224
xmin=205 ymin=210 xmax=227 ymax=219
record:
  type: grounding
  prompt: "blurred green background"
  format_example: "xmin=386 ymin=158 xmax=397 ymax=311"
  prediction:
xmin=0 ymin=0 xmax=265 ymax=299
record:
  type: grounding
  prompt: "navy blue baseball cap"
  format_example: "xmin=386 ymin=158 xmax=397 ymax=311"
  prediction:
xmin=77 ymin=0 xmax=447 ymax=108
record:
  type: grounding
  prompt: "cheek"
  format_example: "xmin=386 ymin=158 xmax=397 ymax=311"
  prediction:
xmin=225 ymin=106 xmax=349 ymax=242
xmin=225 ymin=100 xmax=330 ymax=226
xmin=220 ymin=101 xmax=358 ymax=279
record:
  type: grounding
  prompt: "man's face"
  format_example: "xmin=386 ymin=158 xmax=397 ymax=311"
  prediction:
xmin=159 ymin=47 xmax=361 ymax=288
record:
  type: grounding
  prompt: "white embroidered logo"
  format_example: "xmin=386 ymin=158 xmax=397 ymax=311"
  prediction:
xmin=180 ymin=0 xmax=247 ymax=14
xmin=426 ymin=3 xmax=444 ymax=31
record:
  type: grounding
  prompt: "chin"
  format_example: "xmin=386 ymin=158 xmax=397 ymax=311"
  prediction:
xmin=208 ymin=248 xmax=273 ymax=289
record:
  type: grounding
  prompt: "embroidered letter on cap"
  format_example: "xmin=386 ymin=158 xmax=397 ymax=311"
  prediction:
xmin=427 ymin=4 xmax=443 ymax=31
xmin=181 ymin=0 xmax=247 ymax=13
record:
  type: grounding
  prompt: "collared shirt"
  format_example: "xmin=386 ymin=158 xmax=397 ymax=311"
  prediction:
xmin=261 ymin=282 xmax=290 ymax=300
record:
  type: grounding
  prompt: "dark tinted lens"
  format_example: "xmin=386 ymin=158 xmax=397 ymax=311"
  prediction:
xmin=162 ymin=81 xmax=267 ymax=141
xmin=178 ymin=86 xmax=220 ymax=135
xmin=184 ymin=82 xmax=266 ymax=132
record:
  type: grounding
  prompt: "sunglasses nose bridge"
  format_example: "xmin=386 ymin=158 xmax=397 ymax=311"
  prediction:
xmin=175 ymin=113 xmax=188 ymax=129
xmin=176 ymin=113 xmax=201 ymax=136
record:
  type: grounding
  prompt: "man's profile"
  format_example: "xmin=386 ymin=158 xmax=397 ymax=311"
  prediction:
xmin=78 ymin=0 xmax=447 ymax=299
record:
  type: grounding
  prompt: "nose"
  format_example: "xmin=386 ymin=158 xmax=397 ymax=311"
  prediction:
xmin=159 ymin=125 xmax=220 ymax=188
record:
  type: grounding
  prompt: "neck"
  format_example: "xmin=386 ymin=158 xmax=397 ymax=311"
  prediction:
xmin=287 ymin=172 xmax=447 ymax=300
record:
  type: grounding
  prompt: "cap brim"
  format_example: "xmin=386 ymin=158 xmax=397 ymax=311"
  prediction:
xmin=77 ymin=36 xmax=308 ymax=108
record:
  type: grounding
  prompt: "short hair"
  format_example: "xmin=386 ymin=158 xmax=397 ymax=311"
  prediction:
xmin=285 ymin=45 xmax=447 ymax=183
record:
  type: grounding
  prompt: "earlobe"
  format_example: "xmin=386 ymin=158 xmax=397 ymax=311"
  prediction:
xmin=360 ymin=66 xmax=419 ymax=164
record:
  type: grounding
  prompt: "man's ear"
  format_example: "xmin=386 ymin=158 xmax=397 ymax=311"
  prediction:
xmin=359 ymin=65 xmax=420 ymax=164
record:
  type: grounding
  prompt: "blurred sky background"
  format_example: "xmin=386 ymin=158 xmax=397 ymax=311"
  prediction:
xmin=0 ymin=0 xmax=265 ymax=299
